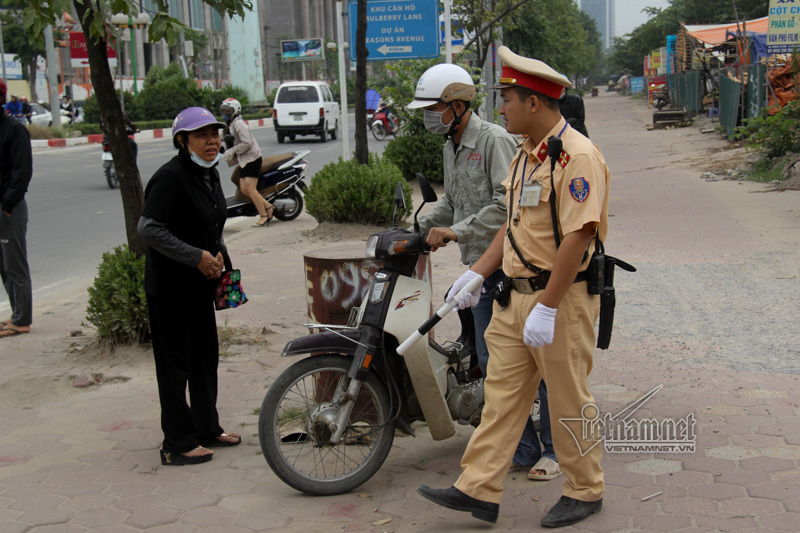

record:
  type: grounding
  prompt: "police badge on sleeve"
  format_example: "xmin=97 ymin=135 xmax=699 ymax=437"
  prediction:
xmin=569 ymin=177 xmax=590 ymax=202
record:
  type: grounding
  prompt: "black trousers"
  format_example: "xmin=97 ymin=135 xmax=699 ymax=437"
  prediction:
xmin=147 ymin=292 xmax=223 ymax=453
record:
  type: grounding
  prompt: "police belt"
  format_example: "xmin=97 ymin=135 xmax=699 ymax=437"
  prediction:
xmin=509 ymin=270 xmax=588 ymax=294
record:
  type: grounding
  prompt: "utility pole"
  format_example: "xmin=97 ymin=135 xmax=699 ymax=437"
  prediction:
xmin=45 ymin=25 xmax=61 ymax=129
xmin=336 ymin=0 xmax=350 ymax=159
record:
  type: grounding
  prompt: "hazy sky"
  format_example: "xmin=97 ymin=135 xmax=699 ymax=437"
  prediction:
xmin=615 ymin=0 xmax=672 ymax=37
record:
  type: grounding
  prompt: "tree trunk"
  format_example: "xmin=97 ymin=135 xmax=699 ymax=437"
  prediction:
xmin=28 ymin=61 xmax=38 ymax=102
xmin=354 ymin=0 xmax=368 ymax=164
xmin=73 ymin=0 xmax=146 ymax=256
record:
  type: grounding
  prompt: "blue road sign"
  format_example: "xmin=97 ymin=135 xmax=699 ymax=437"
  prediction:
xmin=348 ymin=0 xmax=440 ymax=62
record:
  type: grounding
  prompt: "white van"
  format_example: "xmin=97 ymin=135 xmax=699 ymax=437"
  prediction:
xmin=272 ymin=81 xmax=340 ymax=143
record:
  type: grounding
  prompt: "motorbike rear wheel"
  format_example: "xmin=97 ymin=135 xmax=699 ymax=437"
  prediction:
xmin=371 ymin=122 xmax=387 ymax=141
xmin=274 ymin=187 xmax=304 ymax=221
xmin=104 ymin=162 xmax=118 ymax=189
xmin=259 ymin=354 xmax=395 ymax=496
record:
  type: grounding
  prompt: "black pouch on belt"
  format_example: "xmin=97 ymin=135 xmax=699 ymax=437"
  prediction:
xmin=491 ymin=274 xmax=512 ymax=310
xmin=596 ymin=255 xmax=636 ymax=349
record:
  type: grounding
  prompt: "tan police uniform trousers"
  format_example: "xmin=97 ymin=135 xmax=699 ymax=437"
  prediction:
xmin=453 ymin=281 xmax=603 ymax=503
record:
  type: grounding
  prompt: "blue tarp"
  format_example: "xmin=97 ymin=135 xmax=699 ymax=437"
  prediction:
xmin=366 ymin=90 xmax=381 ymax=112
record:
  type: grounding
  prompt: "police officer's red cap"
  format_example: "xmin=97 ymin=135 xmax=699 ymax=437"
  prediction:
xmin=490 ymin=46 xmax=571 ymax=99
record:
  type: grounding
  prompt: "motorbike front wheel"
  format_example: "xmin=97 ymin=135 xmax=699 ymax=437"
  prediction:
xmin=273 ymin=187 xmax=304 ymax=221
xmin=258 ymin=354 xmax=395 ymax=496
xmin=371 ymin=122 xmax=387 ymax=141
xmin=104 ymin=162 xmax=118 ymax=189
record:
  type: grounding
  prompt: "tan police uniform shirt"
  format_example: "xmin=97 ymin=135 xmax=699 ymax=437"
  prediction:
xmin=502 ymin=117 xmax=610 ymax=277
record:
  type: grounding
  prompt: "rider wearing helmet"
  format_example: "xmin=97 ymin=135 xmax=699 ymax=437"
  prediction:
xmin=0 ymin=77 xmax=34 ymax=338
xmin=138 ymin=106 xmax=241 ymax=466
xmin=220 ymin=98 xmax=273 ymax=227
xmin=409 ymin=64 xmax=546 ymax=470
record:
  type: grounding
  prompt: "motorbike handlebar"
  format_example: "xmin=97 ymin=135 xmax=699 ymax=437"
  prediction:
xmin=397 ymin=274 xmax=484 ymax=355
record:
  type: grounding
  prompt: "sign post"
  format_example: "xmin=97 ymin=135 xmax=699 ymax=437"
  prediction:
xmin=348 ymin=0 xmax=440 ymax=61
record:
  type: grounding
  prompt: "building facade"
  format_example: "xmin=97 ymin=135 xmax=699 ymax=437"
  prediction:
xmin=580 ymin=0 xmax=615 ymax=49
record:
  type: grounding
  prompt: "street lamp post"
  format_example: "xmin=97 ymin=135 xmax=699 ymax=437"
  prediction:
xmin=111 ymin=13 xmax=151 ymax=95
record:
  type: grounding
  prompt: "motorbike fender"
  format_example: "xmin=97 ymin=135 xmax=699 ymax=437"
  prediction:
xmin=281 ymin=329 xmax=360 ymax=357
xmin=384 ymin=276 xmax=455 ymax=441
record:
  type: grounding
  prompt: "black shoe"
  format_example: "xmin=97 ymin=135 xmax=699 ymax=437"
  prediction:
xmin=541 ymin=495 xmax=602 ymax=528
xmin=417 ymin=485 xmax=499 ymax=524
xmin=159 ymin=447 xmax=213 ymax=466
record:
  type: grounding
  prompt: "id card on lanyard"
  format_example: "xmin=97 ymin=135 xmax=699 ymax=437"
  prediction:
xmin=519 ymin=157 xmax=542 ymax=207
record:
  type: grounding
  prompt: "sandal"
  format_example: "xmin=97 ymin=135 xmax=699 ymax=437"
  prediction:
xmin=252 ymin=205 xmax=275 ymax=227
xmin=160 ymin=446 xmax=213 ymax=466
xmin=200 ymin=432 xmax=242 ymax=448
xmin=528 ymin=457 xmax=563 ymax=481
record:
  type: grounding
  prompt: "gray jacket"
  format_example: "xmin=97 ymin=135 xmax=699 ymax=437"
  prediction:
xmin=418 ymin=113 xmax=517 ymax=266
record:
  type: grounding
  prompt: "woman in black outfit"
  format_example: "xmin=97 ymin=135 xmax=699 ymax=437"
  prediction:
xmin=138 ymin=107 xmax=241 ymax=466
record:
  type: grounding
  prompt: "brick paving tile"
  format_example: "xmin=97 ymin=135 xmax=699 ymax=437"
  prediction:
xmin=26 ymin=525 xmax=87 ymax=533
xmin=688 ymin=482 xmax=746 ymax=501
xmin=783 ymin=496 xmax=800 ymax=513
xmin=785 ymin=434 xmax=800 ymax=445
xmin=232 ymin=510 xmax=291 ymax=531
xmin=730 ymin=434 xmax=787 ymax=448
xmin=654 ymin=470 xmax=714 ymax=487
xmin=8 ymin=493 xmax=68 ymax=512
xmin=571 ymin=511 xmax=632 ymax=532
xmin=62 ymin=492 xmax=119 ymax=512
xmin=711 ymin=470 xmax=771 ymax=486
xmin=605 ymin=472 xmax=653 ymax=489
xmin=71 ymin=507 xmax=128 ymax=528
xmin=114 ymin=493 xmax=167 ymax=511
xmin=661 ymin=497 xmax=719 ymax=515
xmin=167 ymin=492 xmax=222 ymax=509
xmin=124 ymin=506 xmax=183 ymax=529
xmin=719 ymin=496 xmax=784 ymax=515
xmin=633 ymin=513 xmax=692 ymax=530
xmin=14 ymin=507 xmax=73 ymax=527
xmin=104 ymin=481 xmax=160 ymax=497
xmin=54 ymin=482 xmax=106 ymax=497
xmin=694 ymin=513 xmax=757 ymax=531
xmin=681 ymin=456 xmax=737 ymax=474
xmin=738 ymin=455 xmax=797 ymax=472
xmin=180 ymin=506 xmax=238 ymax=528
xmin=154 ymin=481 xmax=211 ymax=495
xmin=756 ymin=512 xmax=800 ymax=531
xmin=142 ymin=524 xmax=195 ymax=533
xmin=746 ymin=482 xmax=800 ymax=501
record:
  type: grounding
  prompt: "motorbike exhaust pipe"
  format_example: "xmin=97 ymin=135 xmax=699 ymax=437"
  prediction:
xmin=397 ymin=275 xmax=484 ymax=355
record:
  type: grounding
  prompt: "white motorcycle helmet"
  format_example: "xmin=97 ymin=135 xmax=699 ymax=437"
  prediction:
xmin=220 ymin=98 xmax=242 ymax=123
xmin=407 ymin=64 xmax=476 ymax=109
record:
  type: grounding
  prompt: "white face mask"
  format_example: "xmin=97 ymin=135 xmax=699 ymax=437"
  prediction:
xmin=423 ymin=108 xmax=454 ymax=135
xmin=190 ymin=149 xmax=222 ymax=168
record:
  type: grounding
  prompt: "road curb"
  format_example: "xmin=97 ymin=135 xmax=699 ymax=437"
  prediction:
xmin=30 ymin=119 xmax=272 ymax=150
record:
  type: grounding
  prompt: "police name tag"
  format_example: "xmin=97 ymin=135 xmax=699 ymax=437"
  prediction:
xmin=520 ymin=182 xmax=543 ymax=207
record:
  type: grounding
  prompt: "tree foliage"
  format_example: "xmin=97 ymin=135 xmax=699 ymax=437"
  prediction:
xmin=0 ymin=2 xmax=57 ymax=102
xmin=609 ymin=0 xmax=770 ymax=75
xmin=503 ymin=0 xmax=602 ymax=79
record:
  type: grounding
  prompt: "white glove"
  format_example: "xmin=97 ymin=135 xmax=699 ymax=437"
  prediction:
xmin=523 ymin=303 xmax=558 ymax=347
xmin=445 ymin=270 xmax=484 ymax=310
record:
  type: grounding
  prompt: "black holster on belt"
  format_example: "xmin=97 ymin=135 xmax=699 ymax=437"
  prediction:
xmin=491 ymin=275 xmax=512 ymax=310
xmin=596 ymin=254 xmax=636 ymax=350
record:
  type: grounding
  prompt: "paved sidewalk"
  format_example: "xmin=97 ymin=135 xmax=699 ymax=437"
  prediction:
xmin=2 ymin=91 xmax=799 ymax=532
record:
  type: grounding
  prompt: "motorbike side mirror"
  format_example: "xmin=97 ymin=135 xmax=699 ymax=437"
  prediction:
xmin=413 ymin=173 xmax=437 ymax=233
xmin=391 ymin=181 xmax=406 ymax=227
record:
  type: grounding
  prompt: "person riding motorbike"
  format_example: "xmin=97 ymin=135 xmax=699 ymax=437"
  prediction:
xmin=220 ymin=98 xmax=275 ymax=227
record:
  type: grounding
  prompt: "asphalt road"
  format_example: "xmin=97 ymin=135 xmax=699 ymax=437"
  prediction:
xmin=0 ymin=114 xmax=387 ymax=314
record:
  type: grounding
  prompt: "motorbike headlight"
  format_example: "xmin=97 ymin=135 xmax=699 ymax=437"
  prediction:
xmin=365 ymin=234 xmax=379 ymax=258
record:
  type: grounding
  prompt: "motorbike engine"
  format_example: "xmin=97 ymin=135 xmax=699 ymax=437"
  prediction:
xmin=446 ymin=372 xmax=484 ymax=427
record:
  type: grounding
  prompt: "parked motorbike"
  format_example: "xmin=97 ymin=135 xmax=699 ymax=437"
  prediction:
xmin=225 ymin=148 xmax=310 ymax=221
xmin=654 ymin=88 xmax=669 ymax=110
xmin=371 ymin=103 xmax=399 ymax=141
xmin=258 ymin=174 xmax=494 ymax=496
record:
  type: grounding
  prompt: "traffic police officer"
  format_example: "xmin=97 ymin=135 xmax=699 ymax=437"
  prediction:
xmin=417 ymin=46 xmax=609 ymax=528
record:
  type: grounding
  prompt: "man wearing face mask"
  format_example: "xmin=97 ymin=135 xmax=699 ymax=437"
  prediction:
xmin=409 ymin=64 xmax=541 ymax=470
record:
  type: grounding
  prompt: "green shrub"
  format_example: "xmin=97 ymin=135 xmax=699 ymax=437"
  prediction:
xmin=26 ymin=124 xmax=57 ymax=139
xmin=84 ymin=245 xmax=150 ymax=347
xmin=137 ymin=82 xmax=196 ymax=121
xmin=737 ymin=99 xmax=800 ymax=171
xmin=65 ymin=123 xmax=103 ymax=135
xmin=384 ymin=131 xmax=446 ymax=183
xmin=135 ymin=119 xmax=175 ymax=130
xmin=305 ymin=153 xmax=412 ymax=225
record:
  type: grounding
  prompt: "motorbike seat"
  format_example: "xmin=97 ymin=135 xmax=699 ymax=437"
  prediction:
xmin=230 ymin=153 xmax=295 ymax=203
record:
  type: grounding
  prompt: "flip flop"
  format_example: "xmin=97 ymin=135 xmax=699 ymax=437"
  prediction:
xmin=201 ymin=432 xmax=242 ymax=447
xmin=0 ymin=327 xmax=30 ymax=338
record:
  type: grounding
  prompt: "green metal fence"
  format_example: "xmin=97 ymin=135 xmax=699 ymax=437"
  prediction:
xmin=719 ymin=75 xmax=741 ymax=139
xmin=746 ymin=64 xmax=766 ymax=119
xmin=668 ymin=71 xmax=703 ymax=113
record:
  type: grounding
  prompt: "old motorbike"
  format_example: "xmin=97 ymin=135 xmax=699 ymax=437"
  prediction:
xmin=258 ymin=175 xmax=489 ymax=495
xmin=101 ymin=131 xmax=137 ymax=189
xmin=225 ymin=149 xmax=310 ymax=221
